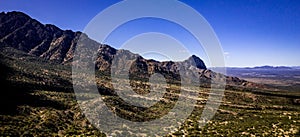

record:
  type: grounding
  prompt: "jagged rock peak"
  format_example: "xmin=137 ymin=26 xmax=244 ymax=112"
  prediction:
xmin=183 ymin=55 xmax=207 ymax=70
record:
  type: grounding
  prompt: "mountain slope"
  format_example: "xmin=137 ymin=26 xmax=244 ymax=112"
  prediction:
xmin=0 ymin=11 xmax=205 ymax=71
xmin=0 ymin=11 xmax=254 ymax=88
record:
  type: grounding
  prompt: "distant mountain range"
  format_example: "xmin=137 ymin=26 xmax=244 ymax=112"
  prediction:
xmin=252 ymin=66 xmax=292 ymax=69
xmin=211 ymin=65 xmax=300 ymax=70
xmin=233 ymin=66 xmax=297 ymax=70
xmin=0 ymin=11 xmax=258 ymax=88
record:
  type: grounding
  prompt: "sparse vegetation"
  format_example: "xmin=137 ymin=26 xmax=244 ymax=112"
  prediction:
xmin=1 ymin=47 xmax=299 ymax=136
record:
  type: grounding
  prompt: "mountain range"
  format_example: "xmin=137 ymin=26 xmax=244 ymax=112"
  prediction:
xmin=0 ymin=11 xmax=256 ymax=88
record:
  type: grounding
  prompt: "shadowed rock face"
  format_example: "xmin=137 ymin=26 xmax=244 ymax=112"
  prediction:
xmin=0 ymin=11 xmax=81 ymax=63
xmin=0 ymin=11 xmax=256 ymax=88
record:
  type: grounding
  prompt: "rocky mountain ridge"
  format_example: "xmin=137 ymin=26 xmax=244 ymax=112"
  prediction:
xmin=0 ymin=11 xmax=257 ymax=88
xmin=0 ymin=11 xmax=206 ymax=70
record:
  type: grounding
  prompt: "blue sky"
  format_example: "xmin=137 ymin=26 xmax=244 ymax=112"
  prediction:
xmin=0 ymin=0 xmax=299 ymax=67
